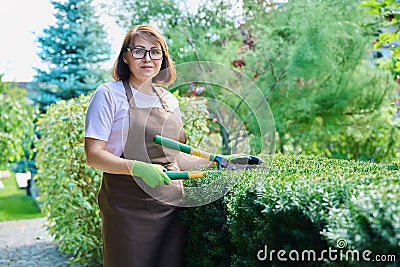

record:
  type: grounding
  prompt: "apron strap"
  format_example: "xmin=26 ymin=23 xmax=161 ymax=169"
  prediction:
xmin=122 ymin=80 xmax=137 ymax=109
xmin=152 ymin=86 xmax=172 ymax=113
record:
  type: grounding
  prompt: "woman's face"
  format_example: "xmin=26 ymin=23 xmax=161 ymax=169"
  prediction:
xmin=124 ymin=35 xmax=163 ymax=86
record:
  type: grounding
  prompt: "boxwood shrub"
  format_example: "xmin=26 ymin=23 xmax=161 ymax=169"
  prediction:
xmin=182 ymin=155 xmax=399 ymax=267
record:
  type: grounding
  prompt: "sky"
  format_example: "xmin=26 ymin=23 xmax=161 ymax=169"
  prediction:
xmin=0 ymin=0 xmax=124 ymax=82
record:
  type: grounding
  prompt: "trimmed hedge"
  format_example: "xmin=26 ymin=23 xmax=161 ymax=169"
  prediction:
xmin=182 ymin=154 xmax=400 ymax=266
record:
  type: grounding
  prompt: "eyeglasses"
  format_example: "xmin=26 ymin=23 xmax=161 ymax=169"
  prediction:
xmin=127 ymin=47 xmax=163 ymax=60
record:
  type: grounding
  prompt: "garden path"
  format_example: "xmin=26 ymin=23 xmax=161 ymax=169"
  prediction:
xmin=0 ymin=217 xmax=81 ymax=267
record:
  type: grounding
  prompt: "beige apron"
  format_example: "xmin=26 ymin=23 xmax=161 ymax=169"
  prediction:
xmin=98 ymin=80 xmax=186 ymax=267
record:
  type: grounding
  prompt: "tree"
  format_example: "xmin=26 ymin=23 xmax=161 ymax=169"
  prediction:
xmin=239 ymin=0 xmax=400 ymax=162
xmin=33 ymin=0 xmax=111 ymax=110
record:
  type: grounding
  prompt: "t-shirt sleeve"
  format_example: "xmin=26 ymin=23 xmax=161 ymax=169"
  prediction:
xmin=84 ymin=85 xmax=115 ymax=141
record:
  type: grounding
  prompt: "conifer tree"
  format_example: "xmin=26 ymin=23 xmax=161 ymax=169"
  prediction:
xmin=33 ymin=0 xmax=110 ymax=109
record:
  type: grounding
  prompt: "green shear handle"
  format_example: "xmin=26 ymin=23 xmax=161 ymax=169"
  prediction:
xmin=164 ymin=171 xmax=205 ymax=179
xmin=154 ymin=135 xmax=217 ymax=162
xmin=154 ymin=135 xmax=264 ymax=179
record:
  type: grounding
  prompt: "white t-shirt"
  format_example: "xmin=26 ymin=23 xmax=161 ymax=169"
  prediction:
xmin=84 ymin=80 xmax=181 ymax=157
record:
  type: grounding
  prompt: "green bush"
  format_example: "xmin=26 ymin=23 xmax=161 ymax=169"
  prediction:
xmin=35 ymin=95 xmax=103 ymax=266
xmin=323 ymin=180 xmax=400 ymax=257
xmin=0 ymin=77 xmax=37 ymax=169
xmin=177 ymin=93 xmax=210 ymax=147
xmin=181 ymin=199 xmax=231 ymax=267
xmin=182 ymin=154 xmax=400 ymax=267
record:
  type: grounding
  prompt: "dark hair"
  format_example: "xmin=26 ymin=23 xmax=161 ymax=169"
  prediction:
xmin=111 ymin=24 xmax=176 ymax=86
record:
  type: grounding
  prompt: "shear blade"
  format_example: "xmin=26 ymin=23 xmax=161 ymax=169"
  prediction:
xmin=229 ymin=155 xmax=264 ymax=165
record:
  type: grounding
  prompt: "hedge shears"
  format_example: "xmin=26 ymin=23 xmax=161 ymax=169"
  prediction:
xmin=154 ymin=135 xmax=266 ymax=179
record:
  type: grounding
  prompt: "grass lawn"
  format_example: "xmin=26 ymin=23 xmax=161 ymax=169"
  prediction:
xmin=0 ymin=173 xmax=43 ymax=221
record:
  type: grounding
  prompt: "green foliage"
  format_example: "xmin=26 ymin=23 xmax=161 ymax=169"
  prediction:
xmin=182 ymin=154 xmax=400 ymax=266
xmin=323 ymin=181 xmax=400 ymax=258
xmin=321 ymin=106 xmax=400 ymax=162
xmin=33 ymin=0 xmax=111 ymax=110
xmin=35 ymin=95 xmax=103 ymax=266
xmin=182 ymin=199 xmax=231 ymax=267
xmin=240 ymin=0 xmax=400 ymax=162
xmin=0 ymin=77 xmax=37 ymax=169
xmin=360 ymin=0 xmax=400 ymax=76
xmin=178 ymin=94 xmax=210 ymax=148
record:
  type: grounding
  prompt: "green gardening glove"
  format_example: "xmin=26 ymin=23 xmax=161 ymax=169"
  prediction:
xmin=130 ymin=161 xmax=171 ymax=188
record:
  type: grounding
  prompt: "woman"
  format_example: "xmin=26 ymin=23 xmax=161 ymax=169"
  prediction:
xmin=84 ymin=24 xmax=206 ymax=267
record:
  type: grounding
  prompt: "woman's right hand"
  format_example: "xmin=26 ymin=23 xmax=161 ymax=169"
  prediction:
xmin=130 ymin=161 xmax=171 ymax=188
